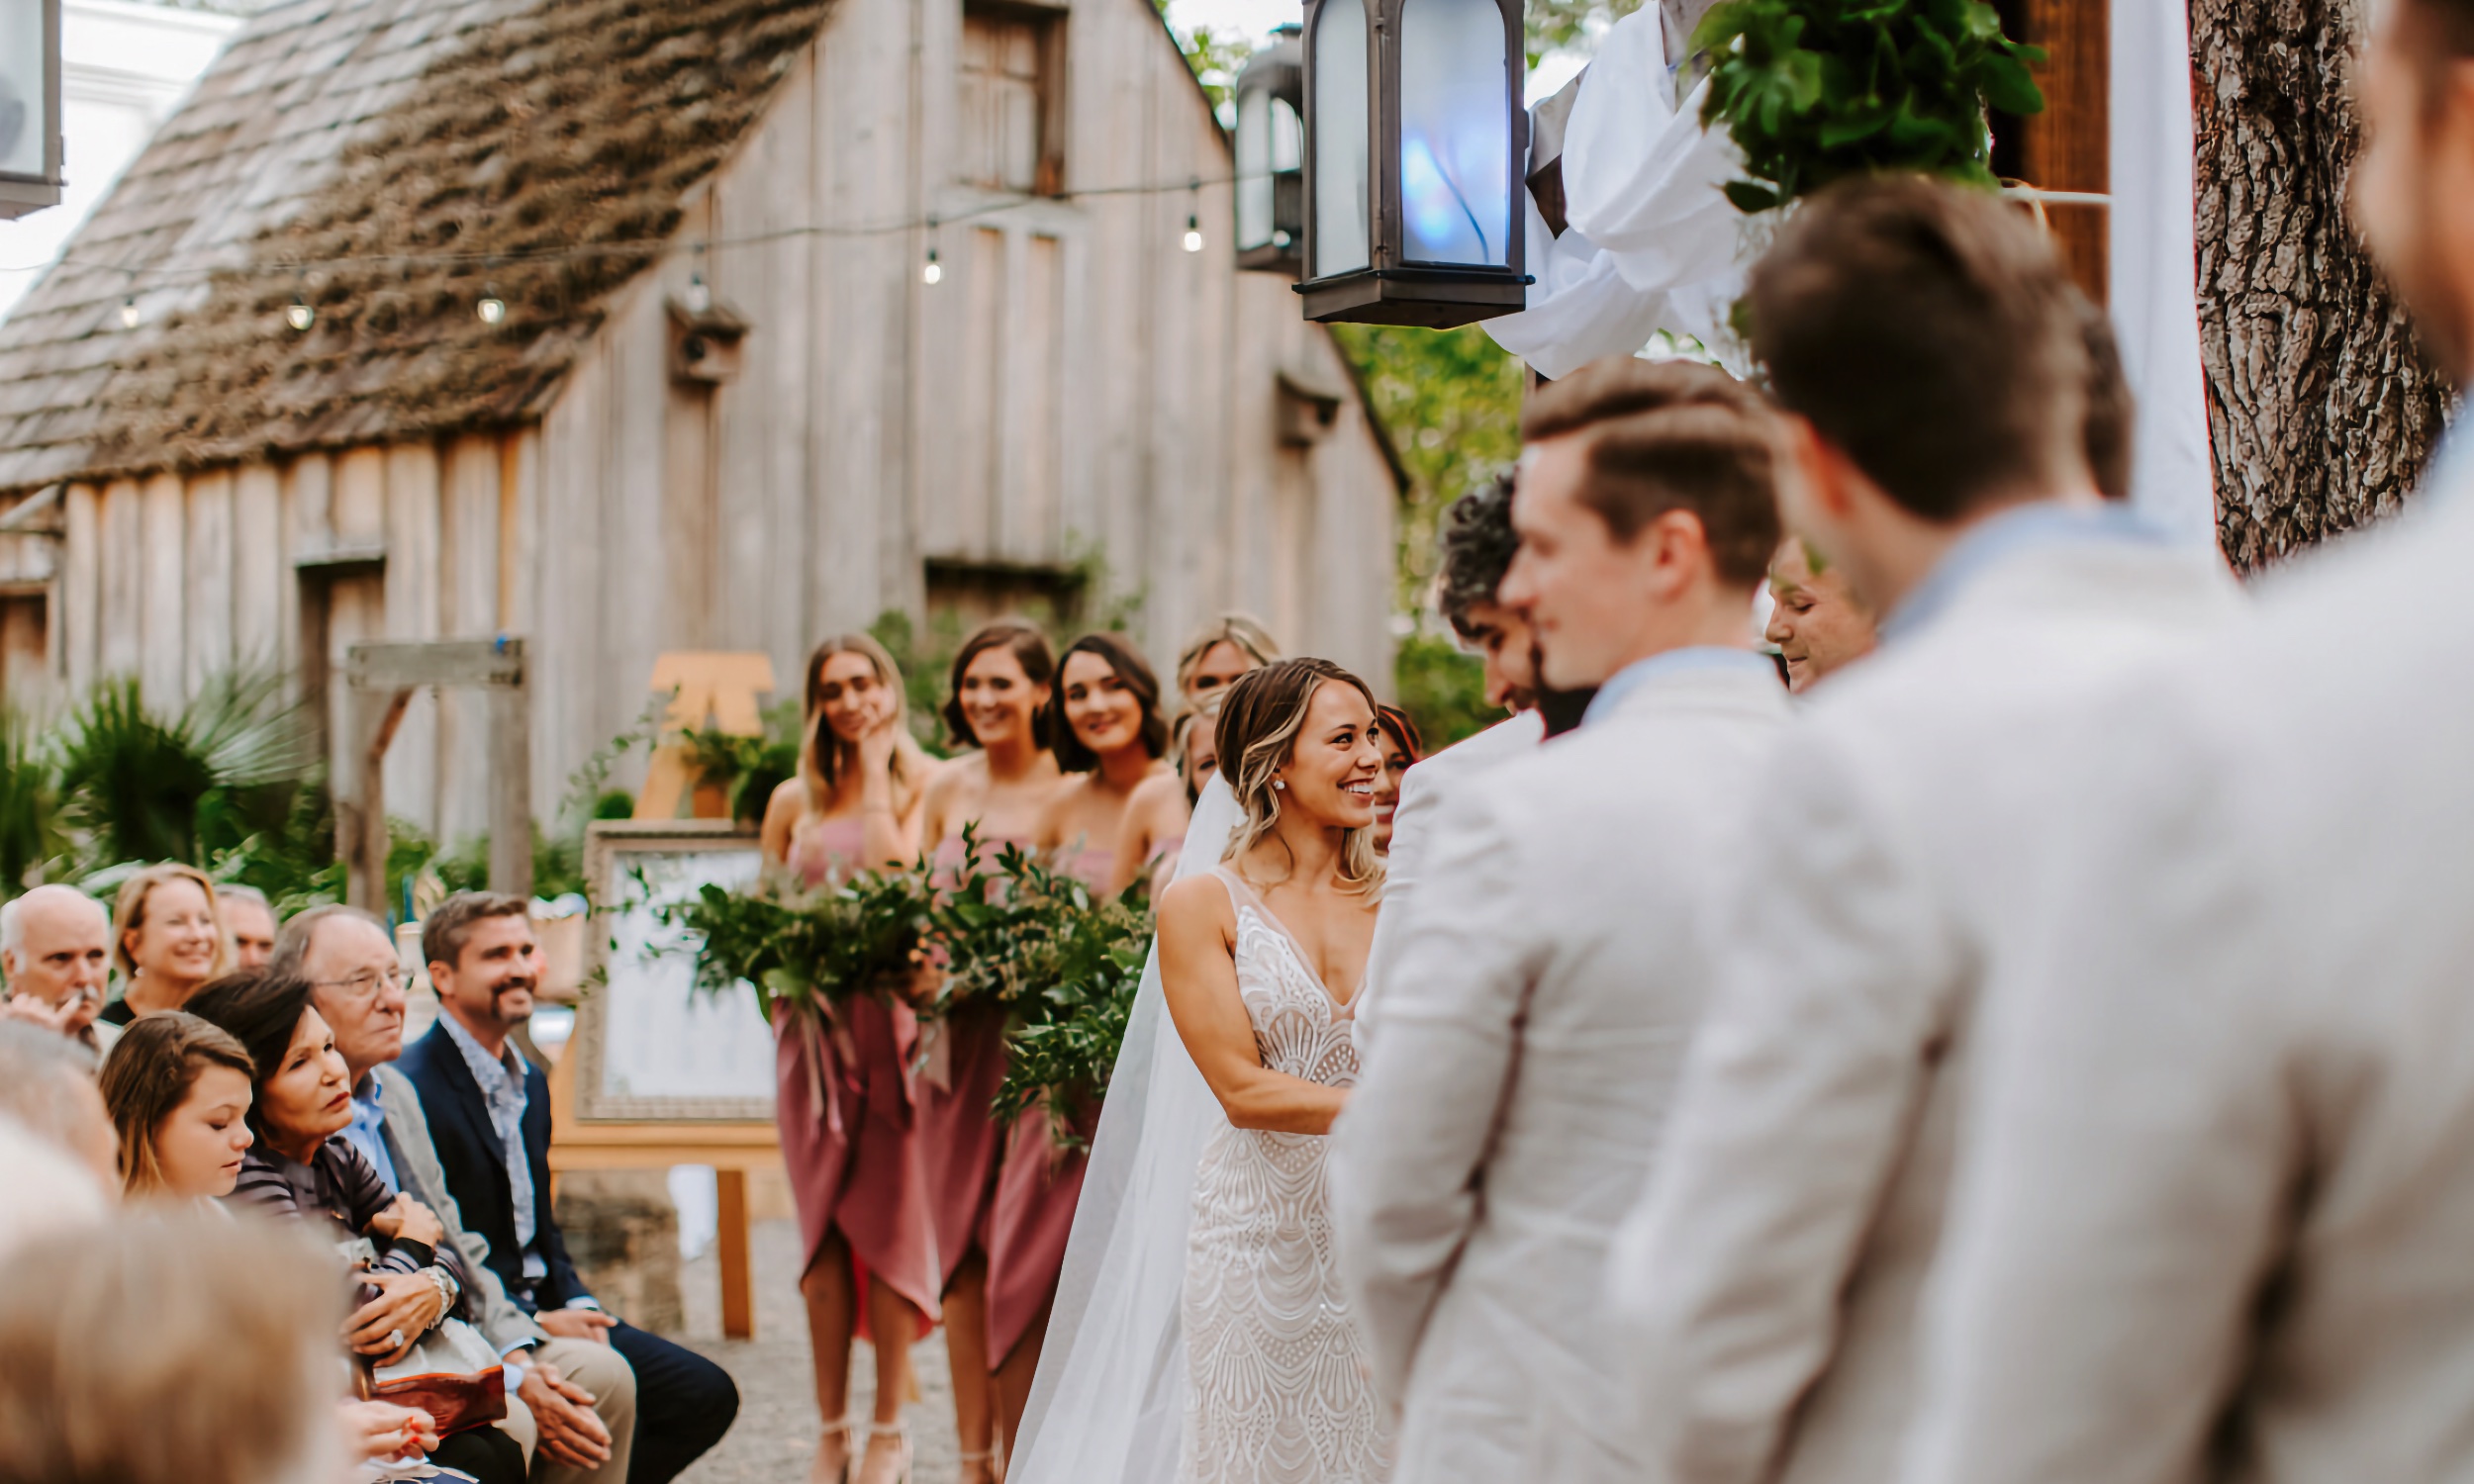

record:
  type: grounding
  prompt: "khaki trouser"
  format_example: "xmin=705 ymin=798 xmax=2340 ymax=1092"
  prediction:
xmin=495 ymin=1336 xmax=638 ymax=1484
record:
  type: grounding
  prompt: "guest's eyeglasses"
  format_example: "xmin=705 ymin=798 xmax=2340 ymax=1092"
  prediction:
xmin=315 ymin=967 xmax=408 ymax=999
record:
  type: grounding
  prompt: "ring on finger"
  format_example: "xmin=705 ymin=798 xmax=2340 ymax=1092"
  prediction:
xmin=386 ymin=1327 xmax=406 ymax=1350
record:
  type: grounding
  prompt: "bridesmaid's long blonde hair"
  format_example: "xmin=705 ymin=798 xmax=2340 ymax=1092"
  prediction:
xmin=800 ymin=634 xmax=931 ymax=820
xmin=1214 ymin=659 xmax=1383 ymax=899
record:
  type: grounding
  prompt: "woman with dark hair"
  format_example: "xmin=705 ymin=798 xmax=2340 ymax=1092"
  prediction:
xmin=1155 ymin=659 xmax=1394 ymax=1482
xmin=759 ymin=634 xmax=945 ymax=1484
xmin=976 ymin=634 xmax=1177 ymax=1451
xmin=1371 ymin=704 xmax=1424 ymax=857
xmin=186 ymin=972 xmax=525 ymax=1484
xmin=916 ymin=617 xmax=1066 ymax=1484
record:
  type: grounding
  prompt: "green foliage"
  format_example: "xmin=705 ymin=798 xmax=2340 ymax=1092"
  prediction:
xmin=870 ymin=609 xmax=967 ymax=756
xmin=682 ymin=699 xmax=806 ymax=827
xmin=1157 ymin=0 xmax=1256 ymax=117
xmin=1525 ymin=0 xmax=1645 ymax=71
xmin=1695 ymin=0 xmax=2046 ymax=213
xmin=1393 ymin=632 xmax=1501 ymax=750
xmin=1328 ymin=324 xmax=1527 ymax=619
xmin=657 ymin=851 xmax=947 ymax=1024
xmin=0 ymin=710 xmax=65 ymax=890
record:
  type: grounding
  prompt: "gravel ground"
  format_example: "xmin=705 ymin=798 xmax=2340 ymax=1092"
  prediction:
xmin=671 ymin=1219 xmax=967 ymax=1484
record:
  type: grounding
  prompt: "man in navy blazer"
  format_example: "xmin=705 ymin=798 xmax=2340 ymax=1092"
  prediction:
xmin=402 ymin=892 xmax=738 ymax=1484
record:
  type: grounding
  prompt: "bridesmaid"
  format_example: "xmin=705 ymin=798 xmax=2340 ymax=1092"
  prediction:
xmin=1371 ymin=703 xmax=1423 ymax=856
xmin=916 ymin=618 xmax=1064 ymax=1484
xmin=98 ymin=864 xmax=231 ymax=1026
xmin=759 ymin=634 xmax=945 ymax=1484
xmin=1111 ymin=690 xmax=1215 ymax=898
xmin=1173 ymin=612 xmax=1280 ymax=704
xmin=992 ymin=634 xmax=1176 ymax=1453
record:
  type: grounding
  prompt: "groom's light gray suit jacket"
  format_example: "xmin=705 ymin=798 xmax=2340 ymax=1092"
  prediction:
xmin=1332 ymin=658 xmax=1789 ymax=1484
xmin=1610 ymin=514 xmax=2238 ymax=1484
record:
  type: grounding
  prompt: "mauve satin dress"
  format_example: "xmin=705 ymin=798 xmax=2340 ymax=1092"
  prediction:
xmin=917 ymin=832 xmax=1029 ymax=1294
xmin=773 ymin=812 xmax=941 ymax=1323
xmin=983 ymin=843 xmax=1113 ymax=1363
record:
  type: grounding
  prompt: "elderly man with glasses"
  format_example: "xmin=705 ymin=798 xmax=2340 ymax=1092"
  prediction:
xmin=274 ymin=904 xmax=637 ymax=1484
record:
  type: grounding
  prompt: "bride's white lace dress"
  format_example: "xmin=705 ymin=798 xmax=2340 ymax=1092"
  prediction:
xmin=1178 ymin=868 xmax=1394 ymax=1484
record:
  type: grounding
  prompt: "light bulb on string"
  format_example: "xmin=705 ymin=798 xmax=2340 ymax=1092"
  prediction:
xmin=285 ymin=294 xmax=315 ymax=332
xmin=118 ymin=297 xmax=140 ymax=329
xmin=476 ymin=284 xmax=507 ymax=325
xmin=1181 ymin=177 xmax=1203 ymax=252
xmin=685 ymin=271 xmax=712 ymax=315
xmin=922 ymin=246 xmax=942 ymax=285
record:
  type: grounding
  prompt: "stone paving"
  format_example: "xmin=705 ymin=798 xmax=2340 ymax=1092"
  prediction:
xmin=672 ymin=1218 xmax=967 ymax=1484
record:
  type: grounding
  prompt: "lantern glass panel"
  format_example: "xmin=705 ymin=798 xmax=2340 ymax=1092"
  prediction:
xmin=1237 ymin=88 xmax=1274 ymax=250
xmin=0 ymin=0 xmax=45 ymax=178
xmin=1272 ymin=97 xmax=1303 ymax=171
xmin=1311 ymin=0 xmax=1371 ymax=278
xmin=1397 ymin=0 xmax=1510 ymax=266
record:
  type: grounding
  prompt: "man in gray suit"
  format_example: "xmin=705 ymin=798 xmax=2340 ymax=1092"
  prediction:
xmin=1332 ymin=357 xmax=1791 ymax=1484
xmin=1605 ymin=180 xmax=2238 ymax=1484
xmin=278 ymin=905 xmax=636 ymax=1484
xmin=1904 ymin=5 xmax=2474 ymax=1482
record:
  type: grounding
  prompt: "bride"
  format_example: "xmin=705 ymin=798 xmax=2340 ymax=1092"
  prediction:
xmin=1006 ymin=658 xmax=1394 ymax=1484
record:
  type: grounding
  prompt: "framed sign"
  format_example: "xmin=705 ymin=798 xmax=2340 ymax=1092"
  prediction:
xmin=571 ymin=819 xmax=777 ymax=1121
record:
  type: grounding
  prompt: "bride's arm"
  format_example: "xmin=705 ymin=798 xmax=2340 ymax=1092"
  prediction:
xmin=1159 ymin=875 xmax=1350 ymax=1135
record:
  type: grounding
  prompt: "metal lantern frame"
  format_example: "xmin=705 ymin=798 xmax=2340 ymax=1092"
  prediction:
xmin=0 ymin=0 xmax=63 ymax=220
xmin=1296 ymin=0 xmax=1528 ymax=327
xmin=1231 ymin=25 xmax=1305 ymax=276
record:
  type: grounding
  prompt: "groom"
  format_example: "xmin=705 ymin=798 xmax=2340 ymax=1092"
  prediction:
xmin=1330 ymin=356 xmax=1790 ymax=1484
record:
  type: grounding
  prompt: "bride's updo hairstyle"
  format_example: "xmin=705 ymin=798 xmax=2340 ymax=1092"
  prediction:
xmin=1214 ymin=658 xmax=1383 ymax=897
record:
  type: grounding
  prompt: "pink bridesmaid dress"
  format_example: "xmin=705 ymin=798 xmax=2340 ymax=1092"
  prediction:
xmin=918 ymin=831 xmax=1032 ymax=1295
xmin=983 ymin=842 xmax=1115 ymax=1364
xmin=773 ymin=813 xmax=941 ymax=1326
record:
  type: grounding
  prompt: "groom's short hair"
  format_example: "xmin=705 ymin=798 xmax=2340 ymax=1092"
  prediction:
xmin=1521 ymin=358 xmax=1781 ymax=590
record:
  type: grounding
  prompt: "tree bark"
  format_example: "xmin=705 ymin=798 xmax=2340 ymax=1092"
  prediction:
xmin=2191 ymin=0 xmax=2451 ymax=571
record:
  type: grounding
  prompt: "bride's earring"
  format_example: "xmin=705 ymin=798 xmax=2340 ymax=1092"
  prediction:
xmin=1273 ymin=779 xmax=1285 ymax=790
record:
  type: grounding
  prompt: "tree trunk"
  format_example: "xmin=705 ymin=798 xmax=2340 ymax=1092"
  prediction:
xmin=2191 ymin=0 xmax=2450 ymax=571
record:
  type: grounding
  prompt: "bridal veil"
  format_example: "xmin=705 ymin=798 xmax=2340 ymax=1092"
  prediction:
xmin=1006 ymin=776 xmax=1243 ymax=1483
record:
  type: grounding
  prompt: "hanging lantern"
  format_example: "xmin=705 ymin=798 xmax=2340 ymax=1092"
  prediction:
xmin=0 ymin=0 xmax=64 ymax=220
xmin=1232 ymin=26 xmax=1305 ymax=275
xmin=1296 ymin=0 xmax=1527 ymax=326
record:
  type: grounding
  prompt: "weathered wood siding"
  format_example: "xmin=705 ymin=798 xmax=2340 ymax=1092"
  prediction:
xmin=19 ymin=0 xmax=1398 ymax=848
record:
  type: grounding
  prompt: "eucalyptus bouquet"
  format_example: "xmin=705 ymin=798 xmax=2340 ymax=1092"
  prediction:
xmin=1694 ymin=0 xmax=2046 ymax=214
xmin=658 ymin=854 xmax=945 ymax=1022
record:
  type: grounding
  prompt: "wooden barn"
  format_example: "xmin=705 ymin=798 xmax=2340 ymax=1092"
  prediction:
xmin=0 ymin=0 xmax=1403 ymax=849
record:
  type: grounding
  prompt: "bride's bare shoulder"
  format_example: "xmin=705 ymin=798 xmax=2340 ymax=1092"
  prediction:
xmin=1158 ymin=872 xmax=1235 ymax=938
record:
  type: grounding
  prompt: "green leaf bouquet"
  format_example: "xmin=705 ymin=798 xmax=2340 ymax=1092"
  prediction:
xmin=1695 ymin=0 xmax=2046 ymax=214
xmin=657 ymin=853 xmax=946 ymax=1024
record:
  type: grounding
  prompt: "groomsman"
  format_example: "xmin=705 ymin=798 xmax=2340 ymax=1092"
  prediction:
xmin=1905 ymin=6 xmax=2474 ymax=1483
xmin=1359 ymin=473 xmax=1592 ymax=1047
xmin=1606 ymin=175 xmax=2236 ymax=1484
xmin=1332 ymin=358 xmax=1790 ymax=1484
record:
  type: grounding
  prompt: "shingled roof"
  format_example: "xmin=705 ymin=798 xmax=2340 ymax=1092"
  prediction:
xmin=0 ymin=0 xmax=835 ymax=494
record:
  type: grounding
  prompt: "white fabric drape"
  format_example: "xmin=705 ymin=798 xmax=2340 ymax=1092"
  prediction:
xmin=1006 ymin=777 xmax=1245 ymax=1484
xmin=2110 ymin=0 xmax=2216 ymax=546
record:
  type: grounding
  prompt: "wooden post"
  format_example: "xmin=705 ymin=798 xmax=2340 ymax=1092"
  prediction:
xmin=342 ymin=637 xmax=531 ymax=906
xmin=714 ymin=1167 xmax=753 ymax=1340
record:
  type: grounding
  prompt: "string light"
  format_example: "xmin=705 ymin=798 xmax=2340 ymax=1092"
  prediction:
xmin=1183 ymin=178 xmax=1204 ymax=253
xmin=284 ymin=294 xmax=315 ymax=331
xmin=922 ymin=218 xmax=942 ymax=285
xmin=118 ymin=296 xmax=139 ymax=328
xmin=684 ymin=271 xmax=712 ymax=315
xmin=476 ymin=284 xmax=507 ymax=325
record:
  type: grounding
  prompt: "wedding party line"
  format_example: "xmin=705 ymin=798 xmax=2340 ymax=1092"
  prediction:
xmin=8 ymin=8 xmax=2474 ymax=1484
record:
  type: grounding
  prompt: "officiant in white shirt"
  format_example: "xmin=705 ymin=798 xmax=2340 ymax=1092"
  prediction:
xmin=1331 ymin=357 xmax=1791 ymax=1484
xmin=1904 ymin=6 xmax=2474 ymax=1482
xmin=1605 ymin=175 xmax=2238 ymax=1484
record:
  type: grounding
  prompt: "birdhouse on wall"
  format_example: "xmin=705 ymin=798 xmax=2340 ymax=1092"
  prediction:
xmin=1277 ymin=367 xmax=1345 ymax=446
xmin=669 ymin=294 xmax=749 ymax=385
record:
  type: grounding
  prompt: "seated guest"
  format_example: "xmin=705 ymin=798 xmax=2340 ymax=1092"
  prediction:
xmin=281 ymin=902 xmax=636 ymax=1484
xmin=218 ymin=883 xmax=279 ymax=971
xmin=403 ymin=891 xmax=739 ymax=1484
xmin=0 ymin=1215 xmax=352 ymax=1484
xmin=0 ymin=884 xmax=116 ymax=1053
xmin=187 ymin=970 xmax=526 ymax=1484
xmin=97 ymin=1011 xmax=255 ymax=1202
xmin=0 ymin=1019 xmax=117 ymax=1194
xmin=1762 ymin=535 xmax=1879 ymax=694
xmin=100 ymin=863 xmax=229 ymax=1025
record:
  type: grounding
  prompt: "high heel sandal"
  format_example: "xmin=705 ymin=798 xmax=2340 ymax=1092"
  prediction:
xmin=958 ymin=1445 xmax=999 ymax=1484
xmin=859 ymin=1421 xmax=912 ymax=1484
xmin=811 ymin=1416 xmax=853 ymax=1484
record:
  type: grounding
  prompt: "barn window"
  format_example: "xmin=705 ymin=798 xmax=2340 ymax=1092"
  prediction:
xmin=960 ymin=3 xmax=1066 ymax=196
